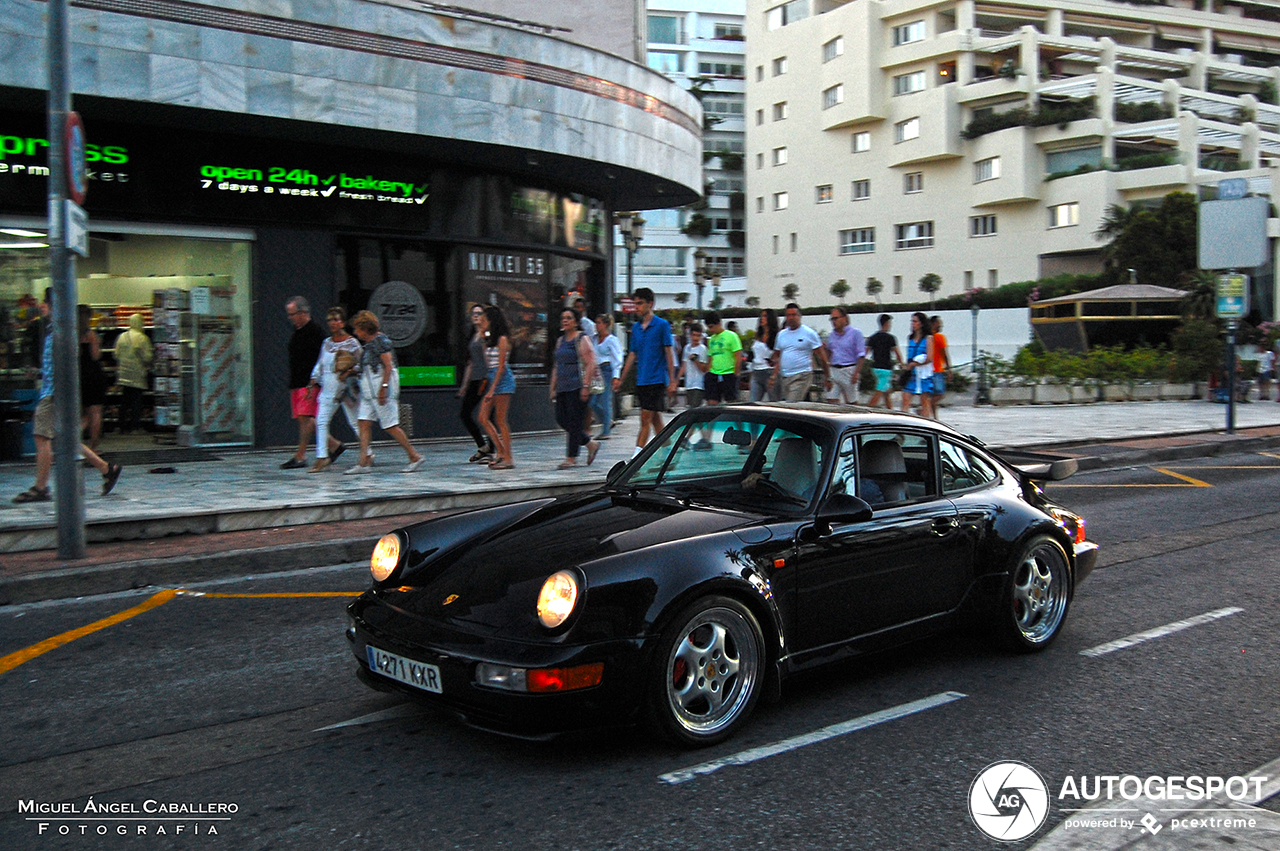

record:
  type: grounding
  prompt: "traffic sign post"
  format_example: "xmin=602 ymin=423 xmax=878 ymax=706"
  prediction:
xmin=1216 ymin=273 xmax=1249 ymax=435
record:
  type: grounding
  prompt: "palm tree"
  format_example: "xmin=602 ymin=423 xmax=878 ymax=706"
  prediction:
xmin=1179 ymin=270 xmax=1218 ymax=320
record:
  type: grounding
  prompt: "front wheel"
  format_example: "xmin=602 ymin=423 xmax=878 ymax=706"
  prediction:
xmin=995 ymin=535 xmax=1072 ymax=652
xmin=647 ymin=596 xmax=765 ymax=747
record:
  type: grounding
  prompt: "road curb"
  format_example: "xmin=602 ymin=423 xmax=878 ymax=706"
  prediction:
xmin=0 ymin=536 xmax=377 ymax=606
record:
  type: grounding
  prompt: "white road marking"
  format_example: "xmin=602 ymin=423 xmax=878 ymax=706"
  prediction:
xmin=313 ymin=703 xmax=418 ymax=731
xmin=1079 ymin=607 xmax=1244 ymax=658
xmin=658 ymin=691 xmax=967 ymax=785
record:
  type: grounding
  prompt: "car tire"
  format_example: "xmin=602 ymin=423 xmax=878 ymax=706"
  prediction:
xmin=646 ymin=595 xmax=765 ymax=747
xmin=996 ymin=534 xmax=1072 ymax=653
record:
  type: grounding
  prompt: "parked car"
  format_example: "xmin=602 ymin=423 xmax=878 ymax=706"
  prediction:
xmin=346 ymin=403 xmax=1097 ymax=746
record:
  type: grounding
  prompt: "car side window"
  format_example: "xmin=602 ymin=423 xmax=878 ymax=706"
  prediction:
xmin=829 ymin=434 xmax=858 ymax=496
xmin=856 ymin=431 xmax=936 ymax=505
xmin=940 ymin=440 xmax=1000 ymax=493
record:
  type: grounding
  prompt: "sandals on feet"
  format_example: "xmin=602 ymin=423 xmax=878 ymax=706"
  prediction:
xmin=14 ymin=486 xmax=51 ymax=504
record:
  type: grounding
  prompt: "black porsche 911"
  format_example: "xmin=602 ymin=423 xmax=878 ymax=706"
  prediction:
xmin=346 ymin=403 xmax=1097 ymax=746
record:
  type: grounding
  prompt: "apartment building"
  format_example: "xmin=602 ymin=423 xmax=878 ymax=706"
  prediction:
xmin=617 ymin=0 xmax=750 ymax=311
xmin=747 ymin=0 xmax=1280 ymax=315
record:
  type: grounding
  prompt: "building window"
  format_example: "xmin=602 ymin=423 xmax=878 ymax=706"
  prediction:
xmin=714 ymin=23 xmax=743 ymax=39
xmin=971 ymin=215 xmax=997 ymax=236
xmin=1049 ymin=202 xmax=1079 ymax=228
xmin=893 ymin=275 xmax=902 ymax=294
xmin=989 ymin=269 xmax=999 ymax=288
xmin=974 ymin=157 xmax=1001 ymax=182
xmin=756 ymin=153 xmax=765 ymax=170
xmin=852 ymin=131 xmax=871 ymax=153
xmin=893 ymin=71 xmax=926 ymax=96
xmin=647 ymin=52 xmax=683 ymax=74
xmin=773 ymin=101 xmax=789 ymax=121
xmin=756 ymin=196 xmax=765 ymax=213
xmin=772 ymin=56 xmax=788 ymax=76
xmin=852 ymin=179 xmax=870 ymax=200
xmin=648 ymin=15 xmax=682 ymax=45
xmin=790 ymin=232 xmax=798 ymax=252
xmin=756 ymin=65 xmax=764 ymax=81
xmin=894 ymin=118 xmax=920 ymax=142
xmin=895 ymin=221 xmax=934 ymax=249
xmin=964 ymin=270 xmax=973 ymax=289
xmin=704 ymin=98 xmax=745 ymax=118
xmin=773 ymin=192 xmax=789 ymax=211
xmin=816 ymin=184 xmax=834 ymax=204
xmin=756 ymin=109 xmax=764 ymax=126
xmin=773 ymin=147 xmax=788 ymax=166
xmin=772 ymin=234 xmax=780 ymax=254
xmin=767 ymin=2 xmax=809 ymax=31
xmin=839 ymin=228 xmax=875 ymax=254
xmin=893 ymin=20 xmax=926 ymax=46
xmin=822 ymin=84 xmax=845 ymax=110
xmin=699 ymin=61 xmax=745 ymax=78
xmin=823 ymin=37 xmax=844 ymax=62
xmin=904 ymin=172 xmax=923 ymax=193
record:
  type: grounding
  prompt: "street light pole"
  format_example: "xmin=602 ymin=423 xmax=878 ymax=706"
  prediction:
xmin=970 ymin=302 xmax=988 ymax=405
xmin=618 ymin=212 xmax=645 ymax=301
xmin=692 ymin=248 xmax=707 ymax=311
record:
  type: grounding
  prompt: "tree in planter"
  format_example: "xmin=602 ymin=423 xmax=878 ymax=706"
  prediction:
xmin=782 ymin=283 xmax=800 ymax=302
xmin=681 ymin=213 xmax=713 ymax=237
xmin=674 ymin=292 xmax=690 ymax=307
xmin=866 ymin=277 xmax=883 ymax=303
xmin=830 ymin=278 xmax=850 ymax=304
xmin=745 ymin=296 xmax=761 ymax=309
xmin=709 ymin=294 xmax=724 ymax=310
xmin=918 ymin=273 xmax=942 ymax=309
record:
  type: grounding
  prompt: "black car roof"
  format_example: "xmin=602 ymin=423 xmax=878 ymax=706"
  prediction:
xmin=691 ymin=401 xmax=977 ymax=442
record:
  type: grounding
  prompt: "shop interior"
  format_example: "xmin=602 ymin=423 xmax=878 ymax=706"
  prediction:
xmin=0 ymin=230 xmax=253 ymax=458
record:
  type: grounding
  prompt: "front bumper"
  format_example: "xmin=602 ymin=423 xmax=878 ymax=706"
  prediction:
xmin=347 ymin=598 xmax=648 ymax=737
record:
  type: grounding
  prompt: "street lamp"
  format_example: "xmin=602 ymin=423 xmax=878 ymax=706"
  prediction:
xmin=970 ymin=301 xmax=989 ymax=405
xmin=618 ymin=212 xmax=645 ymax=300
xmin=692 ymin=247 xmax=707 ymax=311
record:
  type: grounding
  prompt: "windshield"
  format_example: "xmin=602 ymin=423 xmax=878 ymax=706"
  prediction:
xmin=615 ymin=412 xmax=830 ymax=511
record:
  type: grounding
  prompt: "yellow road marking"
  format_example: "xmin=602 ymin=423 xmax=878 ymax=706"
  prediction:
xmin=0 ymin=589 xmax=178 ymax=676
xmin=175 ymin=591 xmax=361 ymax=598
xmin=1152 ymin=467 xmax=1212 ymax=487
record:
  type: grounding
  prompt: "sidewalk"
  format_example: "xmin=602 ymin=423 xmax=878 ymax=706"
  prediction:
xmin=3 ymin=398 xmax=1280 ymax=606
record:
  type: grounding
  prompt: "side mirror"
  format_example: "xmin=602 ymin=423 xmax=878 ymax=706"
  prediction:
xmin=606 ymin=460 xmax=627 ymax=485
xmin=816 ymin=492 xmax=873 ymax=525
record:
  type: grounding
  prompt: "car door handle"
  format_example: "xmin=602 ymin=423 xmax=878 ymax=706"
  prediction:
xmin=931 ymin=517 xmax=959 ymax=535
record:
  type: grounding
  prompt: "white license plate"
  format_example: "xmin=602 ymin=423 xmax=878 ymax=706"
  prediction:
xmin=366 ymin=645 xmax=442 ymax=694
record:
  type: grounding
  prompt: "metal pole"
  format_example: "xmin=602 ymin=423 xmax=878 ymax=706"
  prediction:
xmin=48 ymin=0 xmax=86 ymax=558
xmin=1226 ymin=319 xmax=1237 ymax=434
xmin=625 ymin=239 xmax=635 ymax=299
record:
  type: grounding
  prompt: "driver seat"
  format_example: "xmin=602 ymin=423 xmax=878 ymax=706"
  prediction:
xmin=771 ymin=438 xmax=817 ymax=501
xmin=860 ymin=439 xmax=907 ymax=503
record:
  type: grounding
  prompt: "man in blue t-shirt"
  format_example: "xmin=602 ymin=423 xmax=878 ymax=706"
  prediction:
xmin=613 ymin=288 xmax=676 ymax=458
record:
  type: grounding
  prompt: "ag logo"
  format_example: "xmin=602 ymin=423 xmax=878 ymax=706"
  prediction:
xmin=968 ymin=761 xmax=1050 ymax=842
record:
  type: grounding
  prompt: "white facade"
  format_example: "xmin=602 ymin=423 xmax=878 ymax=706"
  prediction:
xmin=746 ymin=0 xmax=1280 ymax=313
xmin=615 ymin=0 xmax=750 ymax=312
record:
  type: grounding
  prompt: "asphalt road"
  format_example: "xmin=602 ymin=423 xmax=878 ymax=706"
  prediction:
xmin=2 ymin=451 xmax=1278 ymax=850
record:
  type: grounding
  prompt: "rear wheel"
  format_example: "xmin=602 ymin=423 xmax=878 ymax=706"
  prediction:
xmin=996 ymin=535 xmax=1071 ymax=652
xmin=647 ymin=596 xmax=765 ymax=747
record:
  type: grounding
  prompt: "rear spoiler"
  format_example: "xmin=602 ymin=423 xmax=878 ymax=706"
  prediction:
xmin=993 ymin=449 xmax=1079 ymax=483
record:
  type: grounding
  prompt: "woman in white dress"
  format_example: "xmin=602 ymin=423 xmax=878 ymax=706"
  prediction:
xmin=305 ymin=306 xmax=361 ymax=472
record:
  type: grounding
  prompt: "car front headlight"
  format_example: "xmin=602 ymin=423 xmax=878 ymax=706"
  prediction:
xmin=536 ymin=570 xmax=580 ymax=629
xmin=370 ymin=533 xmax=403 ymax=583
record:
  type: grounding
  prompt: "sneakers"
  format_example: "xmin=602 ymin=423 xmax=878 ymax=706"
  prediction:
xmin=402 ymin=458 xmax=425 ymax=473
xmin=343 ymin=464 xmax=373 ymax=476
xmin=280 ymin=457 xmax=306 ymax=470
xmin=102 ymin=463 xmax=122 ymax=496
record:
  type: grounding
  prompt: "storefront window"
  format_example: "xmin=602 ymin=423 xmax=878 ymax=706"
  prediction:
xmin=0 ymin=231 xmax=253 ymax=449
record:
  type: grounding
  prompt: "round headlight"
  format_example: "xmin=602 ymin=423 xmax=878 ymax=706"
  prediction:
xmin=537 ymin=570 xmax=579 ymax=629
xmin=370 ymin=533 xmax=402 ymax=583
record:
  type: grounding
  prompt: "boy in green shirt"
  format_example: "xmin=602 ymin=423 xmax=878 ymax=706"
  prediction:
xmin=702 ymin=311 xmax=742 ymax=405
